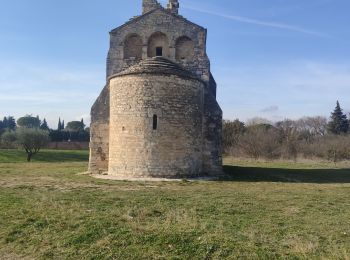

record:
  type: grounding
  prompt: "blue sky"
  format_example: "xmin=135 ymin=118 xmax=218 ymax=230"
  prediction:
xmin=0 ymin=0 xmax=349 ymax=128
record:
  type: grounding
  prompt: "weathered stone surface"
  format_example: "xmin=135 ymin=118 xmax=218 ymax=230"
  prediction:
xmin=109 ymin=72 xmax=203 ymax=177
xmin=107 ymin=7 xmax=209 ymax=81
xmin=142 ymin=0 xmax=162 ymax=14
xmin=89 ymin=0 xmax=222 ymax=177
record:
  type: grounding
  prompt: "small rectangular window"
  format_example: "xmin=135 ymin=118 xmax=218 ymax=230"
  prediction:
xmin=156 ymin=47 xmax=163 ymax=56
xmin=153 ymin=115 xmax=158 ymax=130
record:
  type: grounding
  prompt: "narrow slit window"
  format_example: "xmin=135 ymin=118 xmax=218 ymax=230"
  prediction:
xmin=153 ymin=115 xmax=158 ymax=130
xmin=156 ymin=47 xmax=163 ymax=56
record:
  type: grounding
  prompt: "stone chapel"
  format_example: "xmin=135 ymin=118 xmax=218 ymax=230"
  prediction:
xmin=88 ymin=0 xmax=222 ymax=178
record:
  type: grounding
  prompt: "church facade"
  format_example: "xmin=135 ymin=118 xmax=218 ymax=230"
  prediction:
xmin=88 ymin=0 xmax=222 ymax=178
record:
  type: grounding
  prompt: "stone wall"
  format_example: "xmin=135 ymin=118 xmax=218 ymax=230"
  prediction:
xmin=202 ymin=84 xmax=223 ymax=175
xmin=107 ymin=8 xmax=210 ymax=82
xmin=108 ymin=74 xmax=204 ymax=177
xmin=147 ymin=32 xmax=170 ymax=58
xmin=142 ymin=0 xmax=161 ymax=14
xmin=89 ymin=122 xmax=109 ymax=174
xmin=124 ymin=34 xmax=143 ymax=60
xmin=89 ymin=1 xmax=223 ymax=177
xmin=89 ymin=85 xmax=110 ymax=174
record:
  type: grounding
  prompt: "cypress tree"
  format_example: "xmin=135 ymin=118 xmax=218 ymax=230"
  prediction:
xmin=81 ymin=118 xmax=85 ymax=129
xmin=7 ymin=116 xmax=16 ymax=130
xmin=0 ymin=120 xmax=4 ymax=134
xmin=40 ymin=118 xmax=50 ymax=131
xmin=58 ymin=118 xmax=62 ymax=131
xmin=2 ymin=116 xmax=16 ymax=131
xmin=36 ymin=115 xmax=41 ymax=125
xmin=3 ymin=117 xmax=8 ymax=129
xmin=328 ymin=101 xmax=349 ymax=134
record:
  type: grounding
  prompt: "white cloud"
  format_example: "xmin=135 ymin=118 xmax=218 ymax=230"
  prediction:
xmin=261 ymin=106 xmax=279 ymax=113
xmin=215 ymin=60 xmax=350 ymax=121
xmin=183 ymin=6 xmax=330 ymax=38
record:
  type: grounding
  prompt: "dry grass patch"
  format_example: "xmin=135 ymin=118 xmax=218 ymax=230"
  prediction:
xmin=0 ymin=157 xmax=350 ymax=259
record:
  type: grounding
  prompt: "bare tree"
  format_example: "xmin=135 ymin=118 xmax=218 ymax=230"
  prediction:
xmin=239 ymin=126 xmax=280 ymax=160
xmin=276 ymin=119 xmax=299 ymax=160
xmin=246 ymin=117 xmax=272 ymax=127
xmin=223 ymin=119 xmax=246 ymax=153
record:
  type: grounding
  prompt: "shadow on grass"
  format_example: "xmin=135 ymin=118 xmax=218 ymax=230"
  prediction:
xmin=33 ymin=150 xmax=89 ymax=162
xmin=223 ymin=165 xmax=350 ymax=184
xmin=0 ymin=149 xmax=89 ymax=163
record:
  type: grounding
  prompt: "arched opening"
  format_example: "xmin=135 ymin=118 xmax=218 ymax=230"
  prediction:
xmin=153 ymin=115 xmax=158 ymax=130
xmin=124 ymin=34 xmax=143 ymax=60
xmin=147 ymin=32 xmax=170 ymax=58
xmin=175 ymin=36 xmax=194 ymax=61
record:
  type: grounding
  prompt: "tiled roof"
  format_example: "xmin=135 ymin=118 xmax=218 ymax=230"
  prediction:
xmin=113 ymin=57 xmax=200 ymax=81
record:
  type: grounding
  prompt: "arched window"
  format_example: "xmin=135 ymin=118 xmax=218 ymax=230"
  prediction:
xmin=175 ymin=36 xmax=194 ymax=61
xmin=124 ymin=34 xmax=143 ymax=60
xmin=147 ymin=32 xmax=170 ymax=58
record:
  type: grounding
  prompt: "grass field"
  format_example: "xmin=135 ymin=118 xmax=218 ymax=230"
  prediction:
xmin=0 ymin=149 xmax=89 ymax=163
xmin=0 ymin=150 xmax=350 ymax=259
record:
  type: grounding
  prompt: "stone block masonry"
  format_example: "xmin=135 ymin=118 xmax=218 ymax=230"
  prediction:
xmin=89 ymin=0 xmax=222 ymax=177
xmin=109 ymin=73 xmax=204 ymax=177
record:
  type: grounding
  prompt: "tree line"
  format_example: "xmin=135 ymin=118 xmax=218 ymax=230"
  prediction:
xmin=0 ymin=115 xmax=90 ymax=143
xmin=223 ymin=101 xmax=350 ymax=163
xmin=50 ymin=118 xmax=90 ymax=142
xmin=0 ymin=115 xmax=90 ymax=161
xmin=2 ymin=101 xmax=349 ymax=162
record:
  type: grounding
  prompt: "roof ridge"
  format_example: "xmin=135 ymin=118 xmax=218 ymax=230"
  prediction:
xmin=110 ymin=7 xmax=205 ymax=34
xmin=110 ymin=57 xmax=201 ymax=81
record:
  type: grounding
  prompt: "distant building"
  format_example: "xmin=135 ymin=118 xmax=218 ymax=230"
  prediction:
xmin=89 ymin=0 xmax=222 ymax=178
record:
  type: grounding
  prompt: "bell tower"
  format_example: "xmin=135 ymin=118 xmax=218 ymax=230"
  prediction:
xmin=167 ymin=0 xmax=179 ymax=14
xmin=142 ymin=0 xmax=161 ymax=14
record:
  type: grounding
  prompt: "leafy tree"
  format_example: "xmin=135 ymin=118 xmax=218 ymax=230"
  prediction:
xmin=76 ymin=130 xmax=90 ymax=142
xmin=0 ymin=120 xmax=4 ymax=136
xmin=40 ymin=118 xmax=50 ymax=131
xmin=1 ymin=131 xmax=17 ymax=148
xmin=17 ymin=115 xmax=41 ymax=129
xmin=16 ymin=128 xmax=50 ymax=162
xmin=1 ymin=116 xmax=16 ymax=131
xmin=7 ymin=116 xmax=16 ymax=130
xmin=49 ymin=130 xmax=68 ymax=142
xmin=328 ymin=101 xmax=349 ymax=134
xmin=66 ymin=121 xmax=85 ymax=132
xmin=2 ymin=117 xmax=8 ymax=130
xmin=62 ymin=120 xmax=65 ymax=130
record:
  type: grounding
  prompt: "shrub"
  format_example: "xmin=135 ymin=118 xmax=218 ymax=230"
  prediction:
xmin=238 ymin=127 xmax=280 ymax=160
xmin=0 ymin=131 xmax=17 ymax=148
xmin=16 ymin=128 xmax=50 ymax=161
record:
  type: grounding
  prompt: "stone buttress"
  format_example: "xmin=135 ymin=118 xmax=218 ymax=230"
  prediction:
xmin=89 ymin=0 xmax=222 ymax=177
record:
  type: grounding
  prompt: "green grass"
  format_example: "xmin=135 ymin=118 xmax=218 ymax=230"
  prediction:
xmin=223 ymin=158 xmax=350 ymax=184
xmin=0 ymin=149 xmax=89 ymax=163
xmin=0 ymin=153 xmax=350 ymax=259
